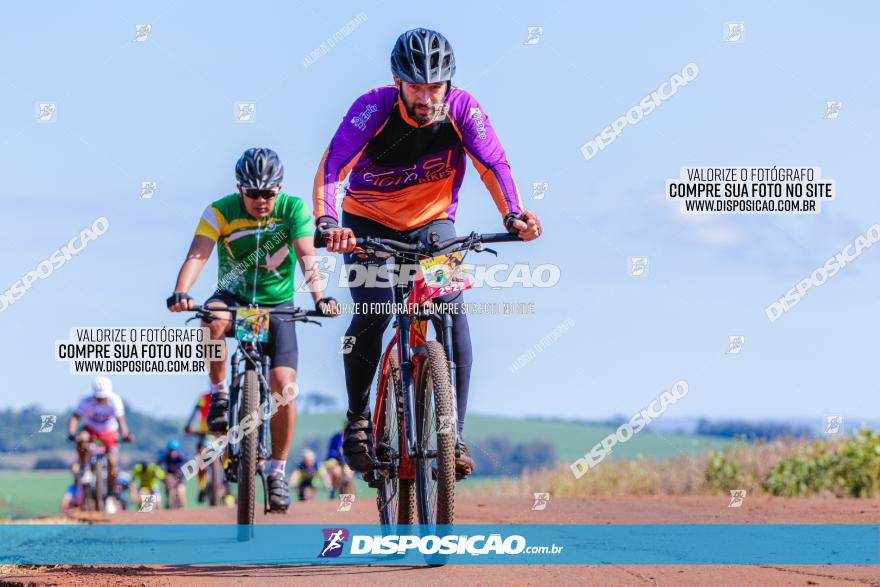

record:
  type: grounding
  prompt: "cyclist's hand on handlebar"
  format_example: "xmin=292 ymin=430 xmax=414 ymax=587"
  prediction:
xmin=123 ymin=433 xmax=135 ymax=443
xmin=317 ymin=219 xmax=358 ymax=253
xmin=506 ymin=211 xmax=542 ymax=241
xmin=184 ymin=426 xmax=194 ymax=435
xmin=324 ymin=227 xmax=358 ymax=253
xmin=316 ymin=296 xmax=340 ymax=317
xmin=167 ymin=292 xmax=194 ymax=312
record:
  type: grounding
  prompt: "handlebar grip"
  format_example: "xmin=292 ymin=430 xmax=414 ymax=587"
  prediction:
xmin=314 ymin=230 xmax=370 ymax=250
xmin=480 ymin=232 xmax=523 ymax=243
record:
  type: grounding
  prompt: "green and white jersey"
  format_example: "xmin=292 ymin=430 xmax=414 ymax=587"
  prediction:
xmin=194 ymin=193 xmax=313 ymax=305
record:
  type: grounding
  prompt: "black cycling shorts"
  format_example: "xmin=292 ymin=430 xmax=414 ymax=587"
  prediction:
xmin=204 ymin=290 xmax=299 ymax=370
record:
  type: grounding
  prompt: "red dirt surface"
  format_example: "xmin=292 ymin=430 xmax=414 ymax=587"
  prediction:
xmin=3 ymin=496 xmax=880 ymax=586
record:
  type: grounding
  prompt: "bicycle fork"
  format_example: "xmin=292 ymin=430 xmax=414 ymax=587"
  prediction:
xmin=397 ymin=312 xmax=419 ymax=458
xmin=397 ymin=311 xmax=461 ymax=460
xmin=438 ymin=312 xmax=460 ymax=453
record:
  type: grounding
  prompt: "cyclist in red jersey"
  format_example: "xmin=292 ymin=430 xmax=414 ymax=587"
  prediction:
xmin=184 ymin=390 xmax=212 ymax=501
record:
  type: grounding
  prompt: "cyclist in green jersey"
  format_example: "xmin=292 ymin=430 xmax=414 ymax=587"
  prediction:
xmin=132 ymin=460 xmax=164 ymax=509
xmin=167 ymin=148 xmax=339 ymax=511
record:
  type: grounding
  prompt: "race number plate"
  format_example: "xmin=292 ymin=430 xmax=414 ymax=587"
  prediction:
xmin=235 ymin=308 xmax=269 ymax=343
xmin=418 ymin=251 xmax=472 ymax=300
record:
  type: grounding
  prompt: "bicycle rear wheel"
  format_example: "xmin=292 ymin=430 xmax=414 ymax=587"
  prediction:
xmin=413 ymin=341 xmax=455 ymax=528
xmin=375 ymin=352 xmax=415 ymax=530
xmin=237 ymin=369 xmax=258 ymax=532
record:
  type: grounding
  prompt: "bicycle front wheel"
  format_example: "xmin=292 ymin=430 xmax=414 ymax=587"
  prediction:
xmin=413 ymin=341 xmax=455 ymax=528
xmin=92 ymin=459 xmax=105 ymax=513
xmin=237 ymin=369 xmax=258 ymax=529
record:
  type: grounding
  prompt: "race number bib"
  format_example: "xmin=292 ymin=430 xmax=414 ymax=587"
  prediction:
xmin=235 ymin=308 xmax=270 ymax=343
xmin=418 ymin=252 xmax=472 ymax=300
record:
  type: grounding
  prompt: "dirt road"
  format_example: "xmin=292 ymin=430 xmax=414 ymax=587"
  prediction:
xmin=4 ymin=496 xmax=880 ymax=586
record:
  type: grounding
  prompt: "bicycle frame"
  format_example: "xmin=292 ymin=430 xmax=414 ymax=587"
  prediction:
xmin=88 ymin=442 xmax=108 ymax=466
xmin=79 ymin=439 xmax=109 ymax=511
xmin=183 ymin=303 xmax=324 ymax=520
xmin=374 ymin=267 xmax=460 ymax=482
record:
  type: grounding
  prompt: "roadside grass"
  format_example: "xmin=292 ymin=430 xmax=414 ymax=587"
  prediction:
xmin=466 ymin=433 xmax=880 ymax=498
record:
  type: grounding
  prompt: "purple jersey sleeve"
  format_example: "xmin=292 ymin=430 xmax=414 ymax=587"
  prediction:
xmin=312 ymin=87 xmax=396 ymax=223
xmin=446 ymin=88 xmax=523 ymax=218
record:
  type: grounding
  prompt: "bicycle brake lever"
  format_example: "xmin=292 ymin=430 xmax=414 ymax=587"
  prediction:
xmin=303 ymin=318 xmax=323 ymax=326
xmin=474 ymin=244 xmax=498 ymax=257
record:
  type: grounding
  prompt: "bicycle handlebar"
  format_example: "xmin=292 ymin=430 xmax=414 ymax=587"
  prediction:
xmin=190 ymin=304 xmax=324 ymax=318
xmin=316 ymin=229 xmax=521 ymax=255
xmin=183 ymin=304 xmax=327 ymax=326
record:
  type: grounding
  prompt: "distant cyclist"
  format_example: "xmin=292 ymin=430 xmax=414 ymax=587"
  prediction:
xmin=158 ymin=440 xmax=188 ymax=508
xmin=113 ymin=471 xmax=133 ymax=511
xmin=132 ymin=460 xmax=164 ymax=509
xmin=184 ymin=390 xmax=212 ymax=442
xmin=323 ymin=421 xmax=353 ymax=498
xmin=167 ymin=147 xmax=340 ymax=512
xmin=66 ymin=376 xmax=134 ymax=502
xmin=60 ymin=463 xmax=84 ymax=513
xmin=184 ymin=389 xmax=212 ymax=502
xmin=289 ymin=448 xmax=320 ymax=501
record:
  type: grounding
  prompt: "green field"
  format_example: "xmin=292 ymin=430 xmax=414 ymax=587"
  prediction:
xmin=289 ymin=412 xmax=725 ymax=465
xmin=461 ymin=415 xmax=725 ymax=463
xmin=0 ymin=471 xmax=70 ymax=519
xmin=0 ymin=470 xmax=372 ymax=520
xmin=0 ymin=413 xmax=726 ymax=519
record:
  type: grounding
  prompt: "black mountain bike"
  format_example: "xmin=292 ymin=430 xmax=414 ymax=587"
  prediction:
xmin=80 ymin=438 xmax=109 ymax=513
xmin=186 ymin=303 xmax=324 ymax=540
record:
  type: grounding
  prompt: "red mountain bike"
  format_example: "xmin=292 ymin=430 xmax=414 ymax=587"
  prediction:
xmin=324 ymin=231 xmax=520 ymax=534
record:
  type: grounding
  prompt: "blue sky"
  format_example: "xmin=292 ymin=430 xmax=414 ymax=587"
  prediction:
xmin=1 ymin=1 xmax=878 ymax=423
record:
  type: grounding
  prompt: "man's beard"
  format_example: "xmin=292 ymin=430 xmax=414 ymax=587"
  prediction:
xmin=405 ymin=99 xmax=437 ymax=125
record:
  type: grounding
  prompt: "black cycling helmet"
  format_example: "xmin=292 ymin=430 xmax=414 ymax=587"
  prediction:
xmin=235 ymin=147 xmax=284 ymax=189
xmin=390 ymin=28 xmax=456 ymax=84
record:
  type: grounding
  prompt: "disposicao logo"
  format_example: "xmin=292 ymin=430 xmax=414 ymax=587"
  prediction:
xmin=318 ymin=528 xmax=349 ymax=558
